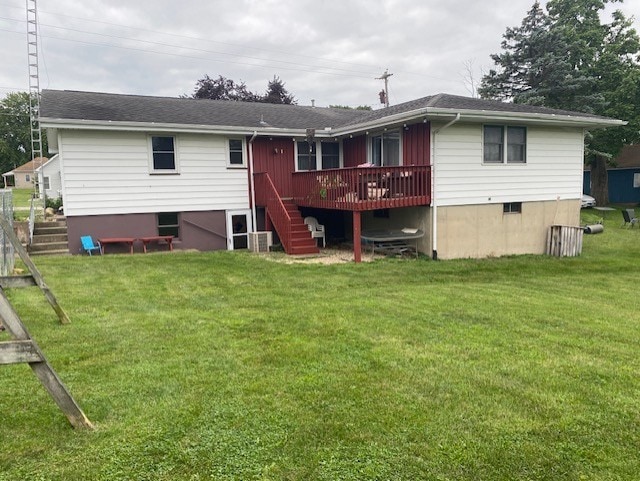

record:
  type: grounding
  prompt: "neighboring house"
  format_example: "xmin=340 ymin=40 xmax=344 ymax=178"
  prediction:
xmin=35 ymin=154 xmax=62 ymax=201
xmin=583 ymin=144 xmax=640 ymax=204
xmin=2 ymin=157 xmax=47 ymax=189
xmin=39 ymin=90 xmax=623 ymax=260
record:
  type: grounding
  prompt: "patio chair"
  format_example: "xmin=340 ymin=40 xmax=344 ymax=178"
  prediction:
xmin=303 ymin=216 xmax=326 ymax=248
xmin=80 ymin=235 xmax=102 ymax=255
xmin=621 ymin=209 xmax=639 ymax=228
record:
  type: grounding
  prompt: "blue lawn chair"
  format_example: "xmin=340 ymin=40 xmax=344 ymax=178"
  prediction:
xmin=81 ymin=236 xmax=102 ymax=256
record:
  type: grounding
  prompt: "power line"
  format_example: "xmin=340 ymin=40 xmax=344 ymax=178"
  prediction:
xmin=0 ymin=26 xmax=379 ymax=80
xmin=0 ymin=5 xmax=454 ymax=82
xmin=0 ymin=4 xmax=385 ymax=73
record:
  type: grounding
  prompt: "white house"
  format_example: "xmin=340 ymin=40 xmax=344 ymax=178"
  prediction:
xmin=35 ymin=154 xmax=62 ymax=201
xmin=39 ymin=90 xmax=623 ymax=259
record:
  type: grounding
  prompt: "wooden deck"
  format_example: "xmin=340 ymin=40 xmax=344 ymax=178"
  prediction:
xmin=290 ymin=165 xmax=431 ymax=211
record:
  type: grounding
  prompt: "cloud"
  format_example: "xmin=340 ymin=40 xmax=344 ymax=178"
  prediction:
xmin=1 ymin=0 xmax=639 ymax=107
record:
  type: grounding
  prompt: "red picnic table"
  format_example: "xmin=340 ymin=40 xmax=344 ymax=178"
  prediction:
xmin=98 ymin=237 xmax=135 ymax=255
xmin=138 ymin=235 xmax=174 ymax=253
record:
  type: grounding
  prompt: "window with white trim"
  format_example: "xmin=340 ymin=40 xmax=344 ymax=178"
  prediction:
xmin=228 ymin=138 xmax=246 ymax=167
xmin=321 ymin=141 xmax=340 ymax=169
xmin=371 ymin=130 xmax=400 ymax=166
xmin=634 ymin=173 xmax=640 ymax=188
xmin=484 ymin=126 xmax=527 ymax=164
xmin=150 ymin=136 xmax=177 ymax=172
xmin=44 ymin=176 xmax=50 ymax=190
xmin=297 ymin=140 xmax=317 ymax=171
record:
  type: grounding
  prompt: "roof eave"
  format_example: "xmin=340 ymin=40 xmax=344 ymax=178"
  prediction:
xmin=333 ymin=107 xmax=625 ymax=135
xmin=38 ymin=117 xmax=325 ymax=137
xmin=427 ymin=108 xmax=626 ymax=128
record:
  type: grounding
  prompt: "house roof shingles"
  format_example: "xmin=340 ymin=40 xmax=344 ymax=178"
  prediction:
xmin=39 ymin=89 xmax=619 ymax=133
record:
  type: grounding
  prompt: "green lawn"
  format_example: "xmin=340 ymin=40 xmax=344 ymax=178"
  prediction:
xmin=1 ymin=210 xmax=639 ymax=480
xmin=9 ymin=188 xmax=37 ymax=209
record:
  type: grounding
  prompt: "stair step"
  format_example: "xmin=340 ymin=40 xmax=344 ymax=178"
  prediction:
xmin=289 ymin=246 xmax=320 ymax=255
xmin=34 ymin=226 xmax=67 ymax=235
xmin=32 ymin=233 xmax=68 ymax=243
xmin=30 ymin=249 xmax=70 ymax=256
xmin=29 ymin=241 xmax=69 ymax=252
xmin=34 ymin=221 xmax=67 ymax=229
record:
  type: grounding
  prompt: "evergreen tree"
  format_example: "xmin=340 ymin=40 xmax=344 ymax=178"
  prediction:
xmin=261 ymin=76 xmax=296 ymax=105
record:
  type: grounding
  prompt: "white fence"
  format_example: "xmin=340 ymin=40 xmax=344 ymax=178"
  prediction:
xmin=0 ymin=189 xmax=15 ymax=275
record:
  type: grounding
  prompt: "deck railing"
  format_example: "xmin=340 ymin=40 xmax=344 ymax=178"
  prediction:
xmin=291 ymin=165 xmax=431 ymax=211
xmin=254 ymin=173 xmax=292 ymax=252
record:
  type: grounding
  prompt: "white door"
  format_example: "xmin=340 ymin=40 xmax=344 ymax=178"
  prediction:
xmin=226 ymin=209 xmax=253 ymax=250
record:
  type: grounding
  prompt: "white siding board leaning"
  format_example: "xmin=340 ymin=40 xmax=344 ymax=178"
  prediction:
xmin=434 ymin=122 xmax=584 ymax=206
xmin=61 ymin=130 xmax=249 ymax=216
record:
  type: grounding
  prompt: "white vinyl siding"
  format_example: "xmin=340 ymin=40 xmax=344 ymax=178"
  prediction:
xmin=434 ymin=123 xmax=584 ymax=207
xmin=40 ymin=154 xmax=62 ymax=199
xmin=59 ymin=130 xmax=250 ymax=216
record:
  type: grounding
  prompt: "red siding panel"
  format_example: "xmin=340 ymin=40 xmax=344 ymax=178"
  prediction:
xmin=343 ymin=135 xmax=367 ymax=167
xmin=403 ymin=122 xmax=431 ymax=166
xmin=252 ymin=137 xmax=296 ymax=198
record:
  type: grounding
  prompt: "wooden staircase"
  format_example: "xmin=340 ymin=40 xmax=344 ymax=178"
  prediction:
xmin=281 ymin=200 xmax=320 ymax=255
xmin=29 ymin=219 xmax=69 ymax=256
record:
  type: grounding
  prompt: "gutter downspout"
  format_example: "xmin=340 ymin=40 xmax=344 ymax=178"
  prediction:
xmin=431 ymin=113 xmax=460 ymax=260
xmin=248 ymin=131 xmax=258 ymax=232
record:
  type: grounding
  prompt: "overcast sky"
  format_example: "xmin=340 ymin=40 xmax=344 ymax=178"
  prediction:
xmin=1 ymin=0 xmax=639 ymax=108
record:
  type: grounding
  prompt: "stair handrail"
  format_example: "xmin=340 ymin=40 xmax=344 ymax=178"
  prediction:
xmin=257 ymin=173 xmax=292 ymax=253
xmin=28 ymin=197 xmax=36 ymax=245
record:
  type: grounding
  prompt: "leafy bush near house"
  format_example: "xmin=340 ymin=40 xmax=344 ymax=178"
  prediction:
xmin=45 ymin=196 xmax=63 ymax=211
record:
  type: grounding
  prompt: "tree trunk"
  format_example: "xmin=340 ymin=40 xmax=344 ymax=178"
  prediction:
xmin=590 ymin=155 xmax=609 ymax=206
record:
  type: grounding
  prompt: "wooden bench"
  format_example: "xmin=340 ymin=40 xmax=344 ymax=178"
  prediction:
xmin=98 ymin=237 xmax=135 ymax=255
xmin=138 ymin=236 xmax=174 ymax=254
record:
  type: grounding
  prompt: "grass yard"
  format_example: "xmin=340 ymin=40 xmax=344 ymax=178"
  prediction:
xmin=0 ymin=210 xmax=639 ymax=480
xmin=9 ymin=188 xmax=37 ymax=209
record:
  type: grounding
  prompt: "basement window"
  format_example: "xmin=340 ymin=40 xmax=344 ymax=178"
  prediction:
xmin=503 ymin=202 xmax=522 ymax=214
xmin=157 ymin=212 xmax=179 ymax=237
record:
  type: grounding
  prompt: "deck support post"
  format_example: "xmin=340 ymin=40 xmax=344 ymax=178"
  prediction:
xmin=353 ymin=211 xmax=362 ymax=263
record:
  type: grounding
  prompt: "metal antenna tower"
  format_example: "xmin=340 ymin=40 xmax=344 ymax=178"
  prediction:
xmin=26 ymin=0 xmax=43 ymax=163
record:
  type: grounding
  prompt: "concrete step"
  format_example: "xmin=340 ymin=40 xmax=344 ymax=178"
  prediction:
xmin=34 ymin=220 xmax=67 ymax=229
xmin=32 ymin=233 xmax=68 ymax=244
xmin=29 ymin=241 xmax=69 ymax=253
xmin=30 ymin=249 xmax=71 ymax=256
xmin=33 ymin=226 xmax=67 ymax=236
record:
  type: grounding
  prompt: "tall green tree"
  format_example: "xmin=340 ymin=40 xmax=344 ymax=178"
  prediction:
xmin=0 ymin=92 xmax=48 ymax=175
xmin=479 ymin=0 xmax=640 ymax=204
xmin=262 ymin=76 xmax=296 ymax=105
xmin=187 ymin=75 xmax=297 ymax=105
xmin=188 ymin=75 xmax=260 ymax=102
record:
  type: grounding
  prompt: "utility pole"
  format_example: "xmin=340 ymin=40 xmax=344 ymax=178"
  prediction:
xmin=26 ymin=0 xmax=44 ymax=206
xmin=376 ymin=69 xmax=393 ymax=108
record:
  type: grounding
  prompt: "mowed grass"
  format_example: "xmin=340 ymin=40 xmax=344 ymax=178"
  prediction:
xmin=9 ymin=188 xmax=36 ymax=209
xmin=0 ymin=210 xmax=639 ymax=480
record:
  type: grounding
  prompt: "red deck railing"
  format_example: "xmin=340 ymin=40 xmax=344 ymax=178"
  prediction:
xmin=291 ymin=165 xmax=431 ymax=211
xmin=254 ymin=173 xmax=292 ymax=252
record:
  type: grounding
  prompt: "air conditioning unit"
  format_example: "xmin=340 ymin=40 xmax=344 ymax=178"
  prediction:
xmin=248 ymin=231 xmax=272 ymax=253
